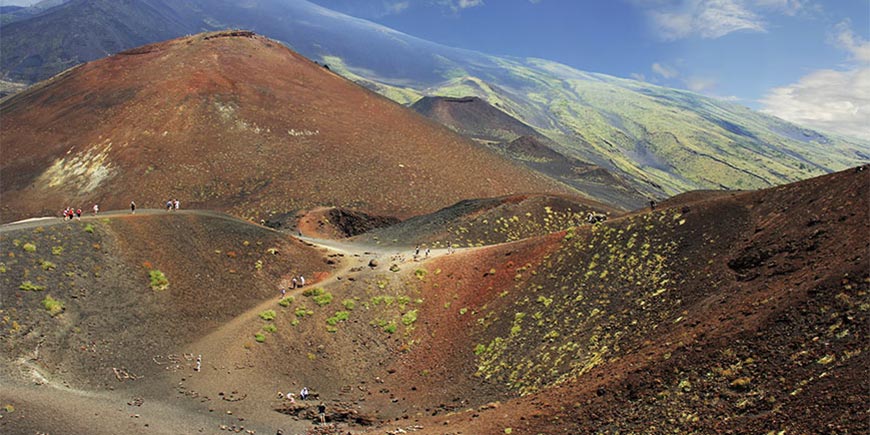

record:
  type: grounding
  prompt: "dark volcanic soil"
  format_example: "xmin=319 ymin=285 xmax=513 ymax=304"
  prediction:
xmin=0 ymin=167 xmax=867 ymax=435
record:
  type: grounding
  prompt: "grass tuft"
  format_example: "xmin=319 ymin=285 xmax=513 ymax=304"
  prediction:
xmin=41 ymin=295 xmax=64 ymax=316
xmin=149 ymin=270 xmax=169 ymax=291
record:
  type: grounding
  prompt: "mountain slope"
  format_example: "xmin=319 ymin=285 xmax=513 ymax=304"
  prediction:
xmin=0 ymin=31 xmax=570 ymax=223
xmin=1 ymin=0 xmax=867 ymax=199
xmin=411 ymin=95 xmax=648 ymax=208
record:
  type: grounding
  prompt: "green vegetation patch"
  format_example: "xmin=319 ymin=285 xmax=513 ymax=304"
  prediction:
xmin=312 ymin=292 xmax=333 ymax=306
xmin=39 ymin=259 xmax=56 ymax=271
xmin=259 ymin=310 xmax=276 ymax=321
xmin=262 ymin=323 xmax=277 ymax=333
xmin=401 ymin=310 xmax=418 ymax=326
xmin=342 ymin=299 xmax=356 ymax=310
xmin=51 ymin=246 xmax=64 ymax=256
xmin=279 ymin=296 xmax=295 ymax=307
xmin=19 ymin=281 xmax=45 ymax=291
xmin=84 ymin=224 xmax=95 ymax=234
xmin=326 ymin=310 xmax=350 ymax=326
xmin=254 ymin=333 xmax=266 ymax=343
xmin=41 ymin=295 xmax=64 ymax=316
xmin=22 ymin=243 xmax=36 ymax=253
xmin=149 ymin=270 xmax=169 ymax=291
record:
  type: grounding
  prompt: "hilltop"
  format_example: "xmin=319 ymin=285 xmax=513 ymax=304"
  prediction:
xmin=2 ymin=0 xmax=866 ymax=200
xmin=0 ymin=31 xmax=570 ymax=224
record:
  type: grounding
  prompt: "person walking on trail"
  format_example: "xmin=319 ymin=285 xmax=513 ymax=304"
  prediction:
xmin=174 ymin=199 xmax=180 ymax=211
xmin=317 ymin=402 xmax=326 ymax=424
xmin=425 ymin=248 xmax=430 ymax=259
xmin=130 ymin=201 xmax=136 ymax=214
xmin=300 ymin=387 xmax=309 ymax=400
xmin=93 ymin=204 xmax=99 ymax=215
xmin=75 ymin=208 xmax=82 ymax=219
xmin=166 ymin=200 xmax=173 ymax=211
xmin=291 ymin=277 xmax=297 ymax=289
xmin=649 ymin=199 xmax=656 ymax=211
xmin=299 ymin=275 xmax=305 ymax=287
xmin=280 ymin=287 xmax=286 ymax=298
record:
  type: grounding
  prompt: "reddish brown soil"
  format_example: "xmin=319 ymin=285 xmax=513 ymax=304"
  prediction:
xmin=0 ymin=167 xmax=866 ymax=435
xmin=0 ymin=31 xmax=570 ymax=224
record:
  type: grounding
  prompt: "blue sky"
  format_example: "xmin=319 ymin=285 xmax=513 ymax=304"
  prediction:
xmin=309 ymin=0 xmax=870 ymax=140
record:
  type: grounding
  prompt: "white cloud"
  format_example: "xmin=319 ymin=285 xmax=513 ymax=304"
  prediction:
xmin=831 ymin=20 xmax=870 ymax=64
xmin=438 ymin=0 xmax=484 ymax=12
xmin=642 ymin=0 xmax=770 ymax=40
xmin=386 ymin=1 xmax=410 ymax=15
xmin=652 ymin=62 xmax=679 ymax=78
xmin=685 ymin=76 xmax=717 ymax=92
xmin=760 ymin=68 xmax=870 ymax=140
xmin=630 ymin=72 xmax=648 ymax=81
xmin=753 ymin=0 xmax=807 ymax=15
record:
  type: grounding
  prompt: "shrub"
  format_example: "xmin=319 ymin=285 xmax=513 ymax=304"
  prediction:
xmin=41 ymin=295 xmax=64 ymax=316
xmin=254 ymin=333 xmax=266 ymax=343
xmin=312 ymin=292 xmax=333 ymax=306
xmin=401 ymin=310 xmax=418 ymax=326
xmin=149 ymin=270 xmax=168 ymax=291
xmin=326 ymin=311 xmax=350 ymax=326
xmin=263 ymin=324 xmax=277 ymax=333
xmin=414 ymin=268 xmax=427 ymax=280
xmin=259 ymin=310 xmax=276 ymax=321
xmin=474 ymin=344 xmax=486 ymax=355
xmin=342 ymin=299 xmax=355 ymax=310
xmin=295 ymin=307 xmax=313 ymax=318
xmin=279 ymin=296 xmax=295 ymax=307
xmin=84 ymin=224 xmax=94 ymax=234
xmin=19 ymin=281 xmax=45 ymax=291
xmin=52 ymin=246 xmax=64 ymax=256
xmin=302 ymin=287 xmax=324 ymax=297
xmin=0 ymin=263 xmax=6 ymax=273
xmin=383 ymin=321 xmax=398 ymax=334
xmin=39 ymin=260 xmax=56 ymax=271
xmin=22 ymin=243 xmax=36 ymax=253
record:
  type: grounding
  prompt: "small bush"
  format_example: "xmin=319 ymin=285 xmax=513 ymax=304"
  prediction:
xmin=41 ymin=295 xmax=64 ymax=316
xmin=383 ymin=321 xmax=398 ymax=334
xmin=259 ymin=310 xmax=276 ymax=321
xmin=254 ymin=333 xmax=266 ymax=343
xmin=52 ymin=246 xmax=64 ymax=256
xmin=326 ymin=311 xmax=350 ymax=326
xmin=312 ymin=292 xmax=333 ymax=306
xmin=19 ymin=281 xmax=45 ymax=291
xmin=263 ymin=324 xmax=277 ymax=333
xmin=39 ymin=260 xmax=56 ymax=271
xmin=149 ymin=270 xmax=168 ymax=291
xmin=302 ymin=287 xmax=324 ymax=297
xmin=342 ymin=299 xmax=355 ymax=310
xmin=295 ymin=307 xmax=313 ymax=317
xmin=278 ymin=296 xmax=295 ymax=307
xmin=414 ymin=268 xmax=427 ymax=280
xmin=474 ymin=344 xmax=486 ymax=355
xmin=0 ymin=263 xmax=6 ymax=273
xmin=401 ymin=310 xmax=418 ymax=326
xmin=83 ymin=224 xmax=94 ymax=234
xmin=22 ymin=243 xmax=36 ymax=253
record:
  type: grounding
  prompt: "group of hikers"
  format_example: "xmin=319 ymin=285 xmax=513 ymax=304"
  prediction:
xmin=277 ymin=387 xmax=328 ymax=426
xmin=165 ymin=199 xmax=181 ymax=211
xmin=62 ymin=204 xmax=100 ymax=219
xmin=279 ymin=275 xmax=306 ymax=298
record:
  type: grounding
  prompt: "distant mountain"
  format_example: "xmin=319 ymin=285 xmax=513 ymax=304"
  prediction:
xmin=412 ymin=96 xmax=646 ymax=209
xmin=0 ymin=31 xmax=570 ymax=223
xmin=411 ymin=96 xmax=544 ymax=144
xmin=1 ymin=0 xmax=867 ymax=199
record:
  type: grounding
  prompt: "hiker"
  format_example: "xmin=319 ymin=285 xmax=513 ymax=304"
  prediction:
xmin=131 ymin=201 xmax=136 ymax=214
xmin=280 ymin=287 xmax=286 ymax=298
xmin=291 ymin=277 xmax=297 ymax=289
xmin=299 ymin=275 xmax=305 ymax=287
xmin=318 ymin=402 xmax=326 ymax=424
xmin=76 ymin=209 xmax=82 ymax=219
xmin=300 ymin=387 xmax=309 ymax=400
xmin=425 ymin=248 xmax=430 ymax=258
xmin=415 ymin=244 xmax=420 ymax=257
xmin=174 ymin=199 xmax=180 ymax=211
xmin=166 ymin=200 xmax=173 ymax=211
xmin=93 ymin=204 xmax=99 ymax=215
xmin=447 ymin=241 xmax=454 ymax=255
xmin=649 ymin=199 xmax=656 ymax=211
xmin=195 ymin=354 xmax=202 ymax=372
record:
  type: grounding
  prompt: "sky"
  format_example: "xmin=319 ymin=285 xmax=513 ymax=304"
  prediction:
xmin=308 ymin=0 xmax=870 ymax=140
